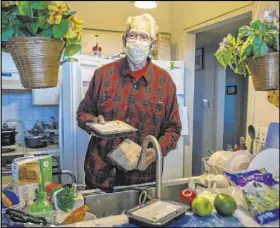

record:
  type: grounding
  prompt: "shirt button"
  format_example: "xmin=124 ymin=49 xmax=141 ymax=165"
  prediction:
xmin=126 ymin=118 xmax=130 ymax=122
xmin=134 ymin=84 xmax=138 ymax=89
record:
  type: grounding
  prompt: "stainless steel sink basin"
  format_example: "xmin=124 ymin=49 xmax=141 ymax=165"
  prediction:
xmin=146 ymin=183 xmax=188 ymax=202
xmin=84 ymin=190 xmax=141 ymax=218
xmin=84 ymin=182 xmax=190 ymax=218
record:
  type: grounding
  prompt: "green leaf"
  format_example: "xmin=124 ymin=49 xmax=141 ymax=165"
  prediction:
xmin=252 ymin=36 xmax=269 ymax=57
xmin=38 ymin=15 xmax=47 ymax=29
xmin=53 ymin=19 xmax=69 ymax=39
xmin=250 ymin=19 xmax=266 ymax=33
xmin=31 ymin=1 xmax=47 ymax=10
xmin=238 ymin=26 xmax=252 ymax=38
xmin=215 ymin=49 xmax=230 ymax=68
xmin=64 ymin=43 xmax=81 ymax=57
xmin=17 ymin=1 xmax=32 ymax=16
xmin=2 ymin=26 xmax=14 ymax=41
xmin=1 ymin=3 xmax=17 ymax=12
xmin=227 ymin=33 xmax=235 ymax=46
xmin=16 ymin=15 xmax=38 ymax=24
xmin=40 ymin=28 xmax=53 ymax=38
xmin=31 ymin=22 xmax=39 ymax=34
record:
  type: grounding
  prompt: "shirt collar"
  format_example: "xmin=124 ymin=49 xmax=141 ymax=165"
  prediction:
xmin=119 ymin=56 xmax=153 ymax=84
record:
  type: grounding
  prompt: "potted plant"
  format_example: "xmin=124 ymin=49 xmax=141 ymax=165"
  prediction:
xmin=215 ymin=7 xmax=279 ymax=91
xmin=1 ymin=1 xmax=84 ymax=89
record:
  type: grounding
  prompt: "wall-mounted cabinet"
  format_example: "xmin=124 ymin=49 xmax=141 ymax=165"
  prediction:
xmin=2 ymin=52 xmax=29 ymax=90
xmin=32 ymin=68 xmax=62 ymax=105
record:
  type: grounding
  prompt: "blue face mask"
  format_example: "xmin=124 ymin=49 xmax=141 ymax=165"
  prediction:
xmin=125 ymin=39 xmax=151 ymax=64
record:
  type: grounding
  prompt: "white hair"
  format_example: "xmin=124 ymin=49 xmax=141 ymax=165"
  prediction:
xmin=125 ymin=13 xmax=159 ymax=40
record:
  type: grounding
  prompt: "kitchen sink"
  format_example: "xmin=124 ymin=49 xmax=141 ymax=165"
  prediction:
xmin=84 ymin=182 xmax=190 ymax=218
xmin=84 ymin=190 xmax=141 ymax=218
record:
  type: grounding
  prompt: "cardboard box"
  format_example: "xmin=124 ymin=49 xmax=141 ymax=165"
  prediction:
xmin=12 ymin=157 xmax=41 ymax=186
xmin=39 ymin=156 xmax=53 ymax=190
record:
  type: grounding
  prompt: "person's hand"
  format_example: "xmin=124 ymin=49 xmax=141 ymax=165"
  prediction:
xmin=92 ymin=115 xmax=105 ymax=124
xmin=138 ymin=148 xmax=156 ymax=171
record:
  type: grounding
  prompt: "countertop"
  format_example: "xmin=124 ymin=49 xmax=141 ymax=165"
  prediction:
xmin=1 ymin=143 xmax=60 ymax=157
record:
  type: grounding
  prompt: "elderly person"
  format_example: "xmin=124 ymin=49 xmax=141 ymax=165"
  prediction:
xmin=77 ymin=13 xmax=182 ymax=192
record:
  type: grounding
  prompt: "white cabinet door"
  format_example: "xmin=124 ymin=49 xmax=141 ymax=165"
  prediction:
xmin=32 ymin=67 xmax=62 ymax=105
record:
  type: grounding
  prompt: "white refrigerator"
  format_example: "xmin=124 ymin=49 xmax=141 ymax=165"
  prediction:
xmin=59 ymin=55 xmax=188 ymax=184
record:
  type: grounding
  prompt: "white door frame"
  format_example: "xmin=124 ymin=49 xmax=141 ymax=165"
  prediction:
xmin=181 ymin=11 xmax=253 ymax=177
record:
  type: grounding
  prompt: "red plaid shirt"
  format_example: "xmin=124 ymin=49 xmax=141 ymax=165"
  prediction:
xmin=77 ymin=57 xmax=182 ymax=191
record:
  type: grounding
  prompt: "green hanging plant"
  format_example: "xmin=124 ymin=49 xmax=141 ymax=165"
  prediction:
xmin=215 ymin=7 xmax=279 ymax=76
xmin=1 ymin=1 xmax=84 ymax=64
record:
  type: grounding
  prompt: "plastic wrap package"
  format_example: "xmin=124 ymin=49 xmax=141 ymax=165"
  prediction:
xmin=225 ymin=169 xmax=279 ymax=225
xmin=195 ymin=186 xmax=247 ymax=209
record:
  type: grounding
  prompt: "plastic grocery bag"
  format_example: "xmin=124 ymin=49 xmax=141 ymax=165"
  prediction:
xmin=225 ymin=168 xmax=279 ymax=225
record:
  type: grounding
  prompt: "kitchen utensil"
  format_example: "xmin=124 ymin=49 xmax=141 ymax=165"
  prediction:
xmin=6 ymin=208 xmax=49 ymax=225
xmin=225 ymin=150 xmax=253 ymax=173
xmin=1 ymin=123 xmax=17 ymax=146
xmin=4 ymin=120 xmax=26 ymax=143
xmin=24 ymin=135 xmax=48 ymax=148
xmin=247 ymin=148 xmax=279 ymax=178
xmin=248 ymin=125 xmax=256 ymax=154
xmin=265 ymin=122 xmax=279 ymax=150
xmin=126 ymin=199 xmax=190 ymax=227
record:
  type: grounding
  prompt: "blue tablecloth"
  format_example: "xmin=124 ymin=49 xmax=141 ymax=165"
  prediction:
xmin=115 ymin=212 xmax=244 ymax=227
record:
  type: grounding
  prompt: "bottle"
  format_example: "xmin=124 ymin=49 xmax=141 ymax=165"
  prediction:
xmin=72 ymin=184 xmax=84 ymax=210
xmin=28 ymin=183 xmax=53 ymax=214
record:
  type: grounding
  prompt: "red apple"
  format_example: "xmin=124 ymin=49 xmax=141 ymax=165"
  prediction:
xmin=180 ymin=188 xmax=197 ymax=204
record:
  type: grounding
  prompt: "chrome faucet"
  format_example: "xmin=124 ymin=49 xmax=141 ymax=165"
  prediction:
xmin=138 ymin=135 xmax=162 ymax=200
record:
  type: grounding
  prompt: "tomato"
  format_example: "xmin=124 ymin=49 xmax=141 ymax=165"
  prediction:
xmin=180 ymin=188 xmax=197 ymax=204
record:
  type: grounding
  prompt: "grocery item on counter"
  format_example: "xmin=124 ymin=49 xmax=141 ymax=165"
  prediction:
xmin=53 ymin=186 xmax=75 ymax=212
xmin=180 ymin=188 xmax=197 ymax=205
xmin=195 ymin=186 xmax=247 ymax=209
xmin=28 ymin=182 xmax=52 ymax=214
xmin=13 ymin=183 xmax=38 ymax=206
xmin=38 ymin=156 xmax=52 ymax=190
xmin=225 ymin=169 xmax=279 ymax=224
xmin=12 ymin=157 xmax=41 ymax=185
xmin=191 ymin=197 xmax=213 ymax=217
xmin=63 ymin=205 xmax=89 ymax=224
xmin=214 ymin=193 xmax=237 ymax=216
xmin=205 ymin=174 xmax=231 ymax=188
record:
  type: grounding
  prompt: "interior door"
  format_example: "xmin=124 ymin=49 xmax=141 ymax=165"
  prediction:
xmin=192 ymin=46 xmax=217 ymax=176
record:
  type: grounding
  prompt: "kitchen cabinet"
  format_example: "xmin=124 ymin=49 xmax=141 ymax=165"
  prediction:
xmin=2 ymin=52 xmax=29 ymax=90
xmin=32 ymin=67 xmax=62 ymax=105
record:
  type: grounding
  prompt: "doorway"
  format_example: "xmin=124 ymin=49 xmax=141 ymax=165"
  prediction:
xmin=192 ymin=13 xmax=252 ymax=176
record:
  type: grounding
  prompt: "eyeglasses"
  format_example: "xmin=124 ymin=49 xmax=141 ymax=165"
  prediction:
xmin=126 ymin=31 xmax=151 ymax=42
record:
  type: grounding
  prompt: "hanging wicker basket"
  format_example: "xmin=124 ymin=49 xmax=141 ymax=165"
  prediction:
xmin=6 ymin=37 xmax=65 ymax=89
xmin=247 ymin=52 xmax=279 ymax=91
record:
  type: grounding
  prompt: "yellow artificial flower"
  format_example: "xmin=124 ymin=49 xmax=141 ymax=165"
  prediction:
xmin=65 ymin=15 xmax=84 ymax=39
xmin=47 ymin=1 xmax=68 ymax=25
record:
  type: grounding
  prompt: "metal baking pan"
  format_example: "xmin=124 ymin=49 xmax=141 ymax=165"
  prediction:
xmin=86 ymin=121 xmax=137 ymax=135
xmin=125 ymin=199 xmax=190 ymax=227
xmin=107 ymin=139 xmax=142 ymax=172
